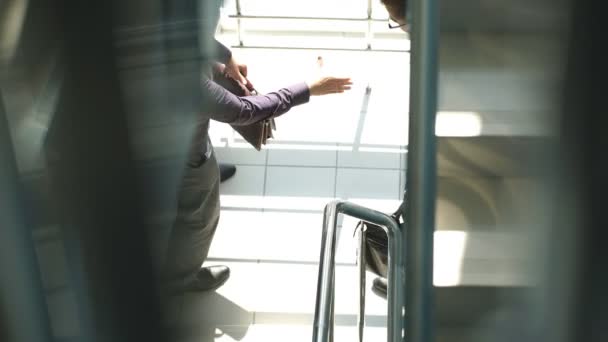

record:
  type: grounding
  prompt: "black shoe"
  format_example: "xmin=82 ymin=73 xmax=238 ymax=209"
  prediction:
xmin=372 ymin=277 xmax=387 ymax=299
xmin=219 ymin=163 xmax=237 ymax=183
xmin=183 ymin=265 xmax=230 ymax=292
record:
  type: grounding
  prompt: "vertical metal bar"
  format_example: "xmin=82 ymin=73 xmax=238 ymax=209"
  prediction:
xmin=386 ymin=221 xmax=405 ymax=342
xmin=366 ymin=0 xmax=373 ymax=50
xmin=353 ymin=85 xmax=372 ymax=151
xmin=405 ymin=0 xmax=440 ymax=339
xmin=0 ymin=94 xmax=53 ymax=342
xmin=357 ymin=225 xmax=367 ymax=342
xmin=235 ymin=0 xmax=243 ymax=46
xmin=329 ymin=274 xmax=335 ymax=342
xmin=312 ymin=201 xmax=340 ymax=342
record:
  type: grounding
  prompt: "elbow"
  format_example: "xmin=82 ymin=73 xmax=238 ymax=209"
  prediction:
xmin=231 ymin=101 xmax=260 ymax=126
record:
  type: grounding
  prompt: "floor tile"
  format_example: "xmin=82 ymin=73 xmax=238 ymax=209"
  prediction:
xmin=209 ymin=210 xmax=356 ymax=264
xmin=187 ymin=323 xmax=390 ymax=342
xmin=180 ymin=262 xmax=257 ymax=327
xmin=214 ymin=146 xmax=268 ymax=166
xmin=253 ymin=211 xmax=324 ymax=262
xmin=265 ymin=167 xmax=336 ymax=197
xmin=219 ymin=165 xmax=266 ymax=196
xmin=215 ymin=324 xmax=312 ymax=342
xmin=335 ymin=168 xmax=400 ymax=200
xmin=220 ymin=195 xmax=332 ymax=211
xmin=267 ymin=147 xmax=337 ymax=167
xmin=250 ymin=263 xmax=388 ymax=318
xmin=207 ymin=210 xmax=266 ymax=261
xmin=337 ymin=147 xmax=401 ymax=169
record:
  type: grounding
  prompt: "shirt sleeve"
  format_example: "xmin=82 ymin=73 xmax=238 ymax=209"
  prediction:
xmin=201 ymin=78 xmax=311 ymax=126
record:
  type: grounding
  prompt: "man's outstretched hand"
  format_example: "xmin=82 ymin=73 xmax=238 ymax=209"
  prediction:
xmin=307 ymin=77 xmax=353 ymax=96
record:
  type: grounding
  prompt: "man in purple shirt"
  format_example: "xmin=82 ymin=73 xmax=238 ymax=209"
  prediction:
xmin=162 ymin=2 xmax=352 ymax=293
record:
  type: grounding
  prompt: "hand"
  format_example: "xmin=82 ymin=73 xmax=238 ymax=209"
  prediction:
xmin=307 ymin=77 xmax=353 ymax=96
xmin=225 ymin=57 xmax=250 ymax=88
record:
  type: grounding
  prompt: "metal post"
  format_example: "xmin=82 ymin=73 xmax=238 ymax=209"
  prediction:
xmin=366 ymin=0 xmax=373 ymax=50
xmin=312 ymin=203 xmax=340 ymax=342
xmin=0 ymin=93 xmax=53 ymax=342
xmin=357 ymin=225 xmax=367 ymax=342
xmin=235 ymin=0 xmax=243 ymax=46
xmin=405 ymin=0 xmax=440 ymax=340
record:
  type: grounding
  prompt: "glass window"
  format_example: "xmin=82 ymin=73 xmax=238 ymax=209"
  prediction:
xmin=208 ymin=48 xmax=410 ymax=147
xmin=238 ymin=0 xmax=368 ymax=18
xmin=371 ymin=0 xmax=391 ymax=20
xmin=238 ymin=18 xmax=367 ymax=49
xmin=371 ymin=21 xmax=410 ymax=51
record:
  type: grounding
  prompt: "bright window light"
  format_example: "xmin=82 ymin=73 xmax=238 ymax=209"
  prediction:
xmin=207 ymin=48 xmax=411 ymax=149
xmin=371 ymin=1 xmax=391 ymax=19
xmin=435 ymin=111 xmax=483 ymax=137
xmin=220 ymin=195 xmax=334 ymax=211
xmin=371 ymin=22 xmax=410 ymax=51
xmin=359 ymin=146 xmax=407 ymax=154
xmin=240 ymin=18 xmax=367 ymax=33
xmin=242 ymin=33 xmax=367 ymax=50
xmin=434 ymin=231 xmax=468 ymax=286
xmin=263 ymin=143 xmax=348 ymax=151
xmin=238 ymin=0 xmax=368 ymax=18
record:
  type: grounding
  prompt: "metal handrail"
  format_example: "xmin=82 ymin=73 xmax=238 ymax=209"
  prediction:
xmin=312 ymin=200 xmax=405 ymax=342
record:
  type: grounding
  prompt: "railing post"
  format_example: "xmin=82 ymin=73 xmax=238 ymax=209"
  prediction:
xmin=357 ymin=225 xmax=367 ymax=342
xmin=405 ymin=0 xmax=440 ymax=340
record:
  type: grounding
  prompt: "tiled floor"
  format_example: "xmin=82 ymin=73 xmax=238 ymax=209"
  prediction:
xmin=162 ymin=113 xmax=535 ymax=341
xmin=175 ymin=123 xmax=406 ymax=341
xmin=31 ymin=126 xmax=537 ymax=342
xmin=30 ymin=100 xmax=539 ymax=342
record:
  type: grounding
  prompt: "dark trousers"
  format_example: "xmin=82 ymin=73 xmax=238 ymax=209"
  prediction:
xmin=164 ymin=153 xmax=220 ymax=281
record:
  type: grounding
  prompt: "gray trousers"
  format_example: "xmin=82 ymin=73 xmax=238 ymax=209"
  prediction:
xmin=164 ymin=153 xmax=220 ymax=281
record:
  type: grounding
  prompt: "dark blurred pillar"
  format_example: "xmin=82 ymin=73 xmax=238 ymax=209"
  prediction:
xmin=0 ymin=90 xmax=53 ymax=342
xmin=45 ymin=1 xmax=167 ymax=341
xmin=547 ymin=0 xmax=608 ymax=341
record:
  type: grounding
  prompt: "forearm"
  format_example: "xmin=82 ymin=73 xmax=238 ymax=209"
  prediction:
xmin=201 ymin=79 xmax=310 ymax=126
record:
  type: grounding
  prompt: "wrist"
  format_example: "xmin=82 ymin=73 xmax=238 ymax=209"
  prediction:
xmin=306 ymin=81 xmax=318 ymax=96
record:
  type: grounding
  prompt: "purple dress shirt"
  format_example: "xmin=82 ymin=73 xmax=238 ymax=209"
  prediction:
xmin=188 ymin=41 xmax=310 ymax=165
